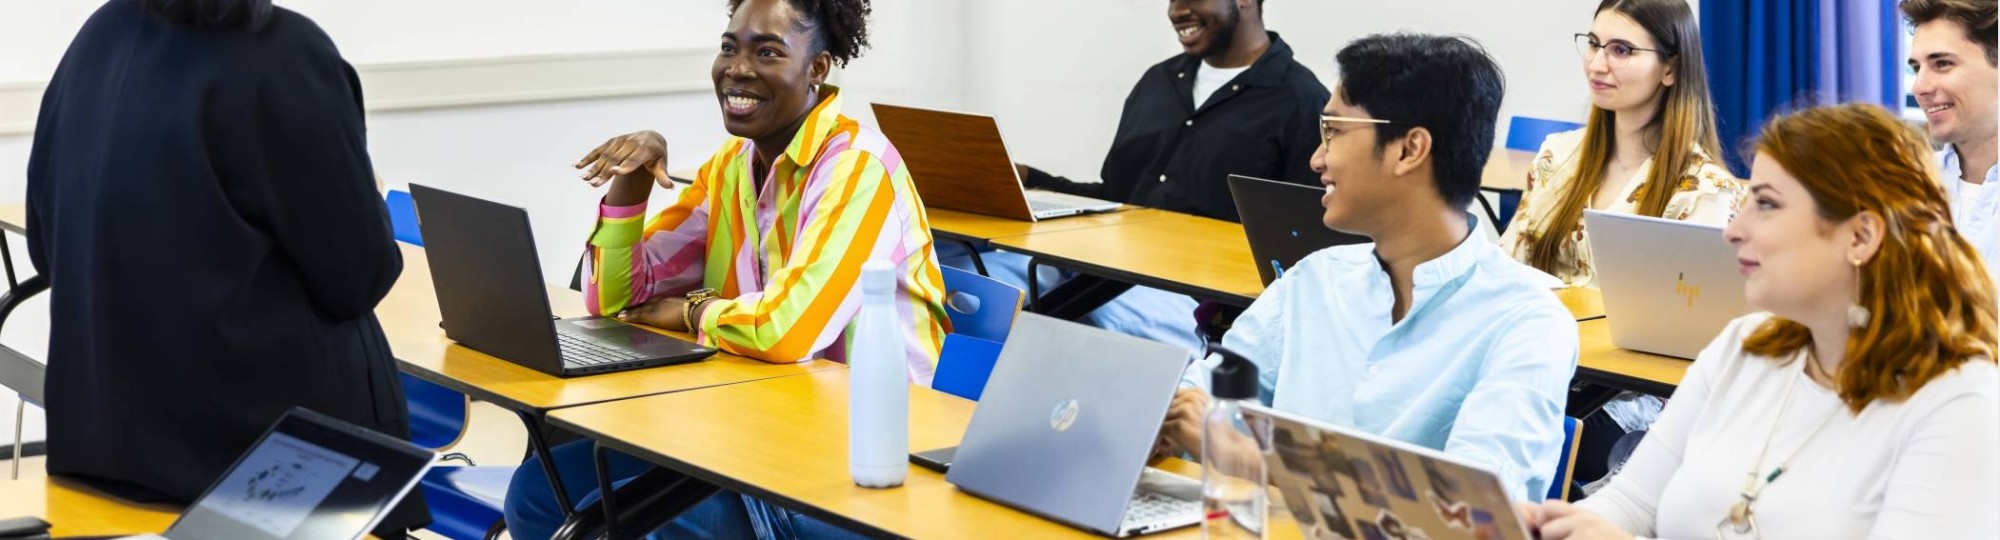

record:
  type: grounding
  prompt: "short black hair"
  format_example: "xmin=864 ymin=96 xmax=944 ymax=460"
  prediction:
xmin=727 ymin=0 xmax=873 ymax=68
xmin=139 ymin=0 xmax=272 ymax=30
xmin=1334 ymin=33 xmax=1504 ymax=210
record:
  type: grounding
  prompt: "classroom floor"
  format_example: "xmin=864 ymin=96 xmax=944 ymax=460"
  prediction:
xmin=0 ymin=398 xmax=531 ymax=539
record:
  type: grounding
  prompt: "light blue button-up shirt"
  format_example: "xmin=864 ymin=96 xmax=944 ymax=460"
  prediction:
xmin=1940 ymin=145 xmax=1999 ymax=283
xmin=1184 ymin=230 xmax=1578 ymax=501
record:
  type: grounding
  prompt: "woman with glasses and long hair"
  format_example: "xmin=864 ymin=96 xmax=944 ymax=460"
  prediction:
xmin=1499 ymin=0 xmax=1743 ymax=286
xmin=1496 ymin=0 xmax=1745 ymax=494
xmin=1522 ymin=103 xmax=1998 ymax=540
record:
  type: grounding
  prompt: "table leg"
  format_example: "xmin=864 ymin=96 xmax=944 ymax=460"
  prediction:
xmin=514 ymin=409 xmax=576 ymax=518
xmin=952 ymin=239 xmax=988 ymax=277
xmin=595 ymin=443 xmax=622 ymax=539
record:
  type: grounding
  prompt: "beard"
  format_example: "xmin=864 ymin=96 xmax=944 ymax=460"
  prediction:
xmin=1199 ymin=1 xmax=1242 ymax=60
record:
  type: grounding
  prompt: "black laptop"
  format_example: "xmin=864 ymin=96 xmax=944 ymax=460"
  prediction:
xmin=409 ymin=184 xmax=718 ymax=377
xmin=1226 ymin=175 xmax=1368 ymax=286
xmin=110 ymin=408 xmax=433 ymax=540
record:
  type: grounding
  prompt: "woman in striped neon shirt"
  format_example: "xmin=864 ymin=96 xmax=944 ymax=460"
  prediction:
xmin=506 ymin=0 xmax=948 ymax=537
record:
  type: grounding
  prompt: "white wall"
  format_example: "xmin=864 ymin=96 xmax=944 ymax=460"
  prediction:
xmin=0 ymin=0 xmax=724 ymax=82
xmin=0 ymin=0 xmax=1617 ymax=448
xmin=965 ymin=0 xmax=1608 ymax=180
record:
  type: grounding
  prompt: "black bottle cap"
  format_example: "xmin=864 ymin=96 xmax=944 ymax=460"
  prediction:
xmin=1208 ymin=345 xmax=1260 ymax=400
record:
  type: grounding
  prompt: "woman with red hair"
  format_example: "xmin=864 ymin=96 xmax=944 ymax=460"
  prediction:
xmin=1522 ymin=103 xmax=1999 ymax=539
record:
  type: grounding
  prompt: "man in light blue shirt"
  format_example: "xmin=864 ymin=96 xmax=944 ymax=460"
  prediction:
xmin=1158 ymin=33 xmax=1578 ymax=502
xmin=1904 ymin=0 xmax=1998 ymax=277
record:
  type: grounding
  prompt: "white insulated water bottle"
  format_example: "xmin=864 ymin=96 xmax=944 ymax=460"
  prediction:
xmin=849 ymin=261 xmax=909 ymax=488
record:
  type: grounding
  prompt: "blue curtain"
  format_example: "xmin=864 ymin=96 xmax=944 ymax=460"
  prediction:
xmin=1700 ymin=0 xmax=1902 ymax=175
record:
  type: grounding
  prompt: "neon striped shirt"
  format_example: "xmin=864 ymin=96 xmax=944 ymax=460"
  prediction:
xmin=582 ymin=87 xmax=950 ymax=383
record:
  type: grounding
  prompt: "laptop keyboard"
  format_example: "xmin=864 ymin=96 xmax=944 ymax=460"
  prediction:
xmin=1123 ymin=491 xmax=1201 ymax=526
xmin=1028 ymin=199 xmax=1079 ymax=214
xmin=557 ymin=333 xmax=643 ymax=366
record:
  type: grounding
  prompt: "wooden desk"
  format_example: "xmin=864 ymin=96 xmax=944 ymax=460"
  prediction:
xmin=0 ymin=204 xmax=23 ymax=235
xmin=927 ymin=207 xmax=1173 ymax=246
xmin=1480 ymin=148 xmax=1537 ymax=192
xmin=0 ymin=476 xmax=180 ymax=537
xmin=379 ymin=242 xmax=838 ymax=414
xmin=1575 ymin=319 xmax=1688 ymax=397
xmin=549 ymin=369 xmax=1203 ymax=539
xmin=992 ymin=211 xmax=1264 ymax=307
xmin=1557 ymin=287 xmax=1605 ymax=320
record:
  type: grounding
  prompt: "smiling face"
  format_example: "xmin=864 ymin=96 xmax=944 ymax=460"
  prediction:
xmin=1909 ymin=18 xmax=1999 ymax=147
xmin=1168 ymin=0 xmax=1242 ymax=59
xmin=1724 ymin=154 xmax=1863 ymax=320
xmin=1580 ymin=10 xmax=1676 ymax=117
xmin=1311 ymin=88 xmax=1399 ymax=237
xmin=712 ymin=0 xmax=832 ymax=145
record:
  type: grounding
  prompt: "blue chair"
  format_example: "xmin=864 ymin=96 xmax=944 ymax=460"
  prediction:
xmin=931 ymin=267 xmax=1025 ymax=401
xmin=403 ymin=373 xmax=470 ymax=451
xmin=385 ymin=189 xmax=424 ymax=246
xmin=1548 ymin=416 xmax=1583 ymax=501
xmin=1505 ymin=116 xmax=1583 ymax=152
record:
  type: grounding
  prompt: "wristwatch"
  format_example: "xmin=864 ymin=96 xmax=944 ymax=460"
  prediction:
xmin=682 ymin=288 xmax=717 ymax=330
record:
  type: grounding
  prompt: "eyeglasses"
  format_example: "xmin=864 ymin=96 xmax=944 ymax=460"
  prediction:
xmin=1320 ymin=115 xmax=1401 ymax=147
xmin=1574 ymin=33 xmax=1671 ymax=68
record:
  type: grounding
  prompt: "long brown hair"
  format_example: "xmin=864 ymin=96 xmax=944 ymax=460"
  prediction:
xmin=1526 ymin=0 xmax=1723 ymax=273
xmin=1743 ymin=104 xmax=1998 ymax=413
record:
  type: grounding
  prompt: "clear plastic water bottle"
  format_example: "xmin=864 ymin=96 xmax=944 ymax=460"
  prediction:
xmin=1202 ymin=346 xmax=1266 ymax=539
xmin=849 ymin=262 xmax=908 ymax=488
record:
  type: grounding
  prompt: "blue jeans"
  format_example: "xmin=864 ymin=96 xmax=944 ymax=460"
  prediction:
xmin=504 ymin=440 xmax=862 ymax=540
xmin=939 ymin=245 xmax=1202 ymax=353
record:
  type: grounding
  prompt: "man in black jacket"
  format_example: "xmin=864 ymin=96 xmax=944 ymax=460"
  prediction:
xmin=959 ymin=0 xmax=1328 ymax=349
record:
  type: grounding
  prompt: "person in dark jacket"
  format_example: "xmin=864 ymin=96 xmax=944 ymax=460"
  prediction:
xmin=950 ymin=0 xmax=1329 ymax=350
xmin=25 ymin=0 xmax=423 ymax=534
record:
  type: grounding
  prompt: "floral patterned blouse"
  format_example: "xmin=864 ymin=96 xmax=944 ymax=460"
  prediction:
xmin=1498 ymin=129 xmax=1747 ymax=287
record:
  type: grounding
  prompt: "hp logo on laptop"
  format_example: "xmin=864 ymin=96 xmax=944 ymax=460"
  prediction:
xmin=1675 ymin=272 xmax=1701 ymax=308
xmin=1049 ymin=399 xmax=1080 ymax=432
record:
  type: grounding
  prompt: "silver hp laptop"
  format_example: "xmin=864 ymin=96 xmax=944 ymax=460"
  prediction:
xmin=1246 ymin=405 xmax=1532 ymax=540
xmin=122 ymin=407 xmax=435 ymax=540
xmin=946 ymin=314 xmax=1202 ymax=537
xmin=872 ymin=103 xmax=1122 ymax=221
xmin=1585 ymin=210 xmax=1753 ymax=359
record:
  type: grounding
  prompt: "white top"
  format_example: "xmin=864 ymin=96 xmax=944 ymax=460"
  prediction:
xmin=1576 ymin=313 xmax=2000 ymax=539
xmin=1939 ymin=144 xmax=2000 ymax=285
xmin=1182 ymin=228 xmax=1579 ymax=501
xmin=1192 ymin=62 xmax=1249 ymax=109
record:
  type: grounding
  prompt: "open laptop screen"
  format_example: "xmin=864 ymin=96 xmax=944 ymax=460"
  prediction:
xmin=166 ymin=408 xmax=433 ymax=540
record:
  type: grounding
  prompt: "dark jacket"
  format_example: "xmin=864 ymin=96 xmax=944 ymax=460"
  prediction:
xmin=1028 ymin=33 xmax=1330 ymax=222
xmin=26 ymin=0 xmax=422 ymax=533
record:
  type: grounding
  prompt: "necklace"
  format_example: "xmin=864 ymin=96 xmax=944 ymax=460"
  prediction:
xmin=1716 ymin=354 xmax=1842 ymax=540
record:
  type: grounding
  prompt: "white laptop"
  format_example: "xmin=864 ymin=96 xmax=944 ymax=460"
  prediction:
xmin=872 ymin=103 xmax=1123 ymax=221
xmin=120 ymin=407 xmax=435 ymax=540
xmin=1246 ymin=405 xmax=1533 ymax=540
xmin=1585 ymin=209 xmax=1754 ymax=359
xmin=946 ymin=313 xmax=1203 ymax=537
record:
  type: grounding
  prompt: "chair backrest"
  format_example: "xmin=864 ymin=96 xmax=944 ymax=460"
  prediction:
xmin=402 ymin=373 xmax=469 ymax=450
xmin=939 ymin=266 xmax=1023 ymax=342
xmin=1506 ymin=116 xmax=1584 ymax=152
xmin=1548 ymin=416 xmax=1583 ymax=501
xmin=930 ymin=267 xmax=1025 ymax=401
xmin=385 ymin=189 xmax=424 ymax=246
xmin=932 ymin=334 xmax=1006 ymax=401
